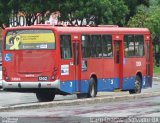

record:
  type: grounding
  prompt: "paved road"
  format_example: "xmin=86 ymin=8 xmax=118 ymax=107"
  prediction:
xmin=0 ymin=96 xmax=160 ymax=123
xmin=0 ymin=80 xmax=160 ymax=107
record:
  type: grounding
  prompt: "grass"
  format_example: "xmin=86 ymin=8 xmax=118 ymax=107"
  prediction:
xmin=153 ymin=65 xmax=160 ymax=77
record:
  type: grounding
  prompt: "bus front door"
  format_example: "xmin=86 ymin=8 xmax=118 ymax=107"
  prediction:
xmin=114 ymin=40 xmax=123 ymax=89
xmin=72 ymin=41 xmax=81 ymax=92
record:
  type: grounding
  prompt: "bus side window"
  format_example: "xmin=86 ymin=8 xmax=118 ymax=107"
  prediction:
xmin=124 ymin=35 xmax=134 ymax=57
xmin=102 ymin=35 xmax=112 ymax=57
xmin=91 ymin=35 xmax=102 ymax=58
xmin=124 ymin=35 xmax=144 ymax=57
xmin=81 ymin=35 xmax=91 ymax=58
xmin=135 ymin=35 xmax=144 ymax=56
xmin=60 ymin=35 xmax=72 ymax=59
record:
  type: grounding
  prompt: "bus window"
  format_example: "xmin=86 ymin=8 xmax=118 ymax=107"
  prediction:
xmin=135 ymin=35 xmax=144 ymax=56
xmin=114 ymin=41 xmax=120 ymax=64
xmin=102 ymin=35 xmax=112 ymax=57
xmin=91 ymin=35 xmax=102 ymax=58
xmin=124 ymin=35 xmax=134 ymax=57
xmin=81 ymin=35 xmax=91 ymax=58
xmin=124 ymin=35 xmax=144 ymax=57
xmin=5 ymin=30 xmax=55 ymax=50
xmin=60 ymin=35 xmax=72 ymax=59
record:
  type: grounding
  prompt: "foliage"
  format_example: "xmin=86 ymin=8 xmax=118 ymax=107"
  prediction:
xmin=58 ymin=0 xmax=129 ymax=26
xmin=127 ymin=0 xmax=160 ymax=37
xmin=123 ymin=0 xmax=149 ymax=23
xmin=0 ymin=0 xmax=12 ymax=29
xmin=154 ymin=65 xmax=160 ymax=76
xmin=0 ymin=0 xmax=129 ymax=27
xmin=0 ymin=0 xmax=155 ymax=28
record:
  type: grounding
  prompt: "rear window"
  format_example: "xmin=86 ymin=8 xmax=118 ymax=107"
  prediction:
xmin=5 ymin=30 xmax=55 ymax=50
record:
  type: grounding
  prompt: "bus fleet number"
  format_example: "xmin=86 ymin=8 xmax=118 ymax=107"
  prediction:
xmin=38 ymin=76 xmax=48 ymax=81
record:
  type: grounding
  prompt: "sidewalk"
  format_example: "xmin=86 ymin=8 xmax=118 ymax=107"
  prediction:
xmin=153 ymin=74 xmax=160 ymax=81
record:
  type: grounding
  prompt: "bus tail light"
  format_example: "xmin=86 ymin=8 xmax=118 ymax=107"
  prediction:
xmin=2 ymin=67 xmax=6 ymax=71
xmin=52 ymin=67 xmax=58 ymax=80
xmin=2 ymin=67 xmax=7 ymax=76
xmin=2 ymin=67 xmax=9 ymax=81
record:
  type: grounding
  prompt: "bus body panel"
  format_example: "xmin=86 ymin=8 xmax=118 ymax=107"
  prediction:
xmin=2 ymin=26 xmax=153 ymax=95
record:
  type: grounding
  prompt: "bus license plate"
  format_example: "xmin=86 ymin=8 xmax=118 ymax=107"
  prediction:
xmin=38 ymin=76 xmax=48 ymax=81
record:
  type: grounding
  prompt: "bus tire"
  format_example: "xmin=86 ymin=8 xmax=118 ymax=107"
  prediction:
xmin=87 ymin=78 xmax=97 ymax=98
xmin=36 ymin=90 xmax=55 ymax=102
xmin=129 ymin=75 xmax=142 ymax=94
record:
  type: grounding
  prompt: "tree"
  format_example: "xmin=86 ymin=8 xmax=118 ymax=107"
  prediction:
xmin=123 ymin=0 xmax=149 ymax=23
xmin=127 ymin=0 xmax=160 ymax=36
xmin=127 ymin=5 xmax=148 ymax=27
xmin=0 ymin=0 xmax=60 ymax=27
xmin=59 ymin=0 xmax=129 ymax=26
xmin=9 ymin=0 xmax=57 ymax=26
xmin=0 ymin=0 xmax=129 ymax=28
xmin=0 ymin=0 xmax=12 ymax=29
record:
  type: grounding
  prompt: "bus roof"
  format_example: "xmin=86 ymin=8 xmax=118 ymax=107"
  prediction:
xmin=5 ymin=25 xmax=150 ymax=34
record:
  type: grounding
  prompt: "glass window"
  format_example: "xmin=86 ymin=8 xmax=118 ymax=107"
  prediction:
xmin=102 ymin=35 xmax=112 ymax=57
xmin=124 ymin=35 xmax=144 ymax=57
xmin=5 ymin=30 xmax=55 ymax=50
xmin=135 ymin=35 xmax=144 ymax=56
xmin=81 ymin=35 xmax=91 ymax=58
xmin=60 ymin=35 xmax=72 ymax=59
xmin=124 ymin=35 xmax=135 ymax=57
xmin=91 ymin=35 xmax=102 ymax=57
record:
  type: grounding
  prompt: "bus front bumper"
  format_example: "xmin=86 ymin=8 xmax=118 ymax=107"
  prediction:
xmin=2 ymin=80 xmax=60 ymax=89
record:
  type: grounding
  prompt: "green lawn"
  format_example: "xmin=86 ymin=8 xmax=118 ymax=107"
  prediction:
xmin=154 ymin=66 xmax=160 ymax=77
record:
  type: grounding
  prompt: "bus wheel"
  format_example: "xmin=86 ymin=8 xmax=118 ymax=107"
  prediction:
xmin=36 ymin=90 xmax=55 ymax=102
xmin=88 ymin=78 xmax=97 ymax=98
xmin=129 ymin=75 xmax=142 ymax=94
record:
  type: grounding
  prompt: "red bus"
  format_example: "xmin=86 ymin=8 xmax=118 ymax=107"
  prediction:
xmin=2 ymin=25 xmax=153 ymax=101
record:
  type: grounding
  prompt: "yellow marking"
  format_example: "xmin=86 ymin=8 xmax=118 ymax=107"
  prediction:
xmin=6 ymin=33 xmax=55 ymax=44
xmin=10 ymin=35 xmax=21 ymax=50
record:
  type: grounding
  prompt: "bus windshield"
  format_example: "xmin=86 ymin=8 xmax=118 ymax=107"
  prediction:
xmin=5 ymin=29 xmax=55 ymax=50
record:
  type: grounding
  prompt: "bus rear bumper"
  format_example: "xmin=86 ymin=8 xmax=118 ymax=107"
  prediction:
xmin=2 ymin=80 xmax=60 ymax=89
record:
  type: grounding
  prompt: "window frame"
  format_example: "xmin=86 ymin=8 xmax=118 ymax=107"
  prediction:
xmin=124 ymin=34 xmax=145 ymax=58
xmin=81 ymin=34 xmax=91 ymax=58
xmin=102 ymin=34 xmax=113 ymax=58
xmin=60 ymin=34 xmax=72 ymax=60
xmin=81 ymin=34 xmax=113 ymax=59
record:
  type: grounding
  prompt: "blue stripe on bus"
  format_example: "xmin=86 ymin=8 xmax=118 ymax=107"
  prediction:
xmin=60 ymin=80 xmax=77 ymax=94
xmin=122 ymin=77 xmax=135 ymax=90
xmin=59 ymin=76 xmax=152 ymax=94
xmin=142 ymin=76 xmax=152 ymax=88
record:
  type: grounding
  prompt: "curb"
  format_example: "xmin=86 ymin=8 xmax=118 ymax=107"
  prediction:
xmin=153 ymin=77 xmax=160 ymax=81
xmin=0 ymin=92 xmax=160 ymax=112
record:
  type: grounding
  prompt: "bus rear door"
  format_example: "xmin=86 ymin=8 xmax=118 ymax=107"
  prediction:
xmin=72 ymin=34 xmax=81 ymax=93
xmin=113 ymin=36 xmax=123 ymax=89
